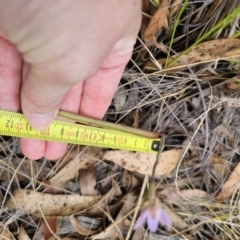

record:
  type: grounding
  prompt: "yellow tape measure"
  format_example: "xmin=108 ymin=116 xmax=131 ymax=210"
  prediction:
xmin=0 ymin=110 xmax=160 ymax=154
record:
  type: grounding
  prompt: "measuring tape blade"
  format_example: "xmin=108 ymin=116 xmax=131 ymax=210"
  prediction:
xmin=0 ymin=110 xmax=160 ymax=154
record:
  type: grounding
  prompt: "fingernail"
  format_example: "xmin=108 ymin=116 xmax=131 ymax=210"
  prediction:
xmin=30 ymin=111 xmax=57 ymax=130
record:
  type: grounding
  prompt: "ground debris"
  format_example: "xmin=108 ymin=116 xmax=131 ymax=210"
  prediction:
xmin=1 ymin=0 xmax=240 ymax=239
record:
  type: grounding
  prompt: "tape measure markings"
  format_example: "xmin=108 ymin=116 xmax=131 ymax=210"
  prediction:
xmin=0 ymin=110 xmax=160 ymax=154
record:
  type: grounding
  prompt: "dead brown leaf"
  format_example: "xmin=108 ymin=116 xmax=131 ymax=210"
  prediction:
xmin=103 ymin=149 xmax=182 ymax=177
xmin=145 ymin=39 xmax=240 ymax=71
xmin=216 ymin=162 xmax=240 ymax=203
xmin=141 ymin=0 xmax=158 ymax=39
xmin=144 ymin=0 xmax=169 ymax=43
xmin=58 ymin=215 xmax=102 ymax=237
xmin=44 ymin=217 xmax=57 ymax=240
xmin=50 ymin=155 xmax=96 ymax=192
xmin=56 ymin=146 xmax=104 ymax=172
xmin=132 ymin=109 xmax=140 ymax=128
xmin=87 ymin=182 xmax=123 ymax=216
xmin=69 ymin=215 xmax=99 ymax=236
xmin=5 ymin=189 xmax=102 ymax=217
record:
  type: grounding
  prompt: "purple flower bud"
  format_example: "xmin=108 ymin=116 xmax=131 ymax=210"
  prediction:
xmin=133 ymin=206 xmax=172 ymax=232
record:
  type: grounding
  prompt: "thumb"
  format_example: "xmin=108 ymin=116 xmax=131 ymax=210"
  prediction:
xmin=21 ymin=68 xmax=74 ymax=130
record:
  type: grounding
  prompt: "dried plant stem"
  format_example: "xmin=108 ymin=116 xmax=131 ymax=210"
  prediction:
xmin=58 ymin=110 xmax=160 ymax=138
xmin=149 ymin=134 xmax=166 ymax=205
xmin=151 ymin=134 xmax=166 ymax=182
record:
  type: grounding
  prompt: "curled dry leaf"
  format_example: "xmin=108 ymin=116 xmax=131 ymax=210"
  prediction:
xmin=5 ymin=189 xmax=102 ymax=217
xmin=87 ymin=181 xmax=123 ymax=216
xmin=114 ymin=194 xmax=138 ymax=232
xmin=141 ymin=0 xmax=152 ymax=39
xmin=144 ymin=0 xmax=169 ymax=43
xmin=103 ymin=149 xmax=182 ymax=177
xmin=58 ymin=216 xmax=102 ymax=236
xmin=69 ymin=215 xmax=99 ymax=236
xmin=216 ymin=162 xmax=240 ymax=203
xmin=145 ymin=39 xmax=240 ymax=72
xmin=91 ymin=218 xmax=123 ymax=239
xmin=50 ymin=146 xmax=103 ymax=189
xmin=50 ymin=155 xmax=96 ymax=192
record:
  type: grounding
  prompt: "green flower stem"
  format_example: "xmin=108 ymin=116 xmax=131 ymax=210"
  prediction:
xmin=151 ymin=134 xmax=165 ymax=181
xmin=165 ymin=0 xmax=189 ymax=67
xmin=58 ymin=111 xmax=160 ymax=139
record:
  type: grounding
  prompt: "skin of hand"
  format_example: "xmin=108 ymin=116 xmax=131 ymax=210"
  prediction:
xmin=0 ymin=1 xmax=141 ymax=160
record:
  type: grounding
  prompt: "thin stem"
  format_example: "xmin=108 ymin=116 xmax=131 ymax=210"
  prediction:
xmin=149 ymin=134 xmax=166 ymax=205
xmin=165 ymin=0 xmax=189 ymax=68
xmin=58 ymin=111 xmax=160 ymax=139
xmin=151 ymin=134 xmax=166 ymax=182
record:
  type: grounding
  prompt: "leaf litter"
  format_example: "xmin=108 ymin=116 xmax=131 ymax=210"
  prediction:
xmin=1 ymin=1 xmax=240 ymax=239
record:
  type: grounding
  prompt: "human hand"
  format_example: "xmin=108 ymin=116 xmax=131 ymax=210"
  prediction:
xmin=0 ymin=1 xmax=141 ymax=160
